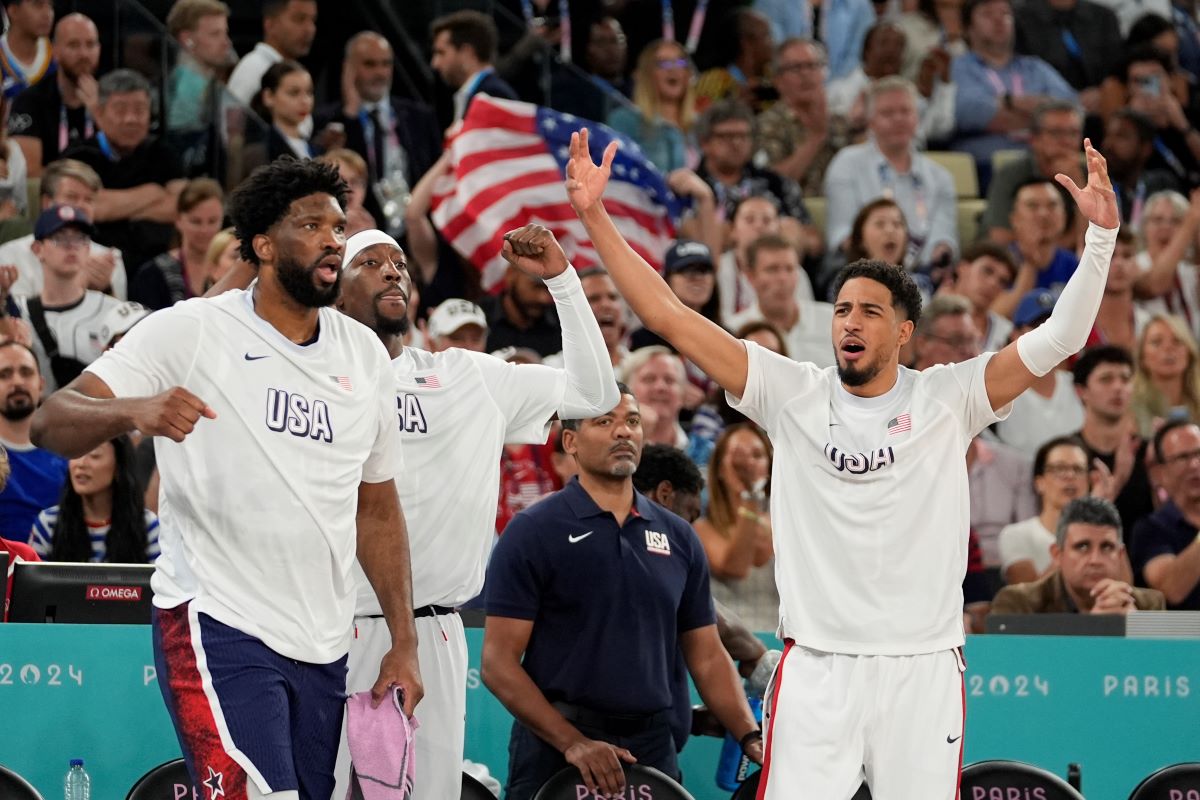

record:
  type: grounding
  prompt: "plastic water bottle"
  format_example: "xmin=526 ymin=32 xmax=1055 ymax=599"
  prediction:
xmin=715 ymin=695 xmax=763 ymax=791
xmin=64 ymin=759 xmax=90 ymax=800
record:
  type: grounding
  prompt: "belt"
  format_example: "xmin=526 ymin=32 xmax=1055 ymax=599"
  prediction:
xmin=413 ymin=604 xmax=456 ymax=618
xmin=553 ymin=701 xmax=672 ymax=737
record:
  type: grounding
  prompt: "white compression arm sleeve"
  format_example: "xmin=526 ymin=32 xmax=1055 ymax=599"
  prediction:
xmin=1015 ymin=223 xmax=1119 ymax=377
xmin=544 ymin=267 xmax=621 ymax=419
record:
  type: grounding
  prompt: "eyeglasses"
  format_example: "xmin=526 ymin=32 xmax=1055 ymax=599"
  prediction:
xmin=1163 ymin=448 xmax=1200 ymax=467
xmin=925 ymin=333 xmax=980 ymax=352
xmin=46 ymin=231 xmax=91 ymax=249
xmin=709 ymin=130 xmax=752 ymax=142
xmin=1043 ymin=464 xmax=1088 ymax=477
xmin=656 ymin=58 xmax=689 ymax=70
xmin=777 ymin=61 xmax=824 ymax=73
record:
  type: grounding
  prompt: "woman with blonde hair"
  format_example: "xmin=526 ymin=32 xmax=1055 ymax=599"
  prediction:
xmin=606 ymin=38 xmax=698 ymax=173
xmin=1132 ymin=313 xmax=1200 ymax=437
xmin=201 ymin=226 xmax=240 ymax=292
xmin=694 ymin=422 xmax=778 ymax=632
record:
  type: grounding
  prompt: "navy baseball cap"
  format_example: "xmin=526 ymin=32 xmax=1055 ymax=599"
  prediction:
xmin=664 ymin=239 xmax=714 ymax=273
xmin=34 ymin=204 xmax=95 ymax=241
xmin=1013 ymin=289 xmax=1057 ymax=328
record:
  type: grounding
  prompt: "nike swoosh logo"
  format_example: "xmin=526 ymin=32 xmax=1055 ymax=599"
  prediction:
xmin=946 ymin=734 xmax=962 ymax=744
xmin=244 ymin=353 xmax=269 ymax=361
xmin=567 ymin=531 xmax=594 ymax=543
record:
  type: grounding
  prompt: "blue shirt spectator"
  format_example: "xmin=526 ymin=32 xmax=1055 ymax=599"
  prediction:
xmin=0 ymin=443 xmax=66 ymax=543
xmin=952 ymin=53 xmax=1077 ymax=134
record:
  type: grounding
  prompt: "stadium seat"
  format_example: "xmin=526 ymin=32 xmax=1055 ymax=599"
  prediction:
xmin=961 ymin=760 xmax=1084 ymax=800
xmin=532 ymin=764 xmax=694 ymax=799
xmin=927 ymin=151 xmax=980 ymax=198
xmin=991 ymin=148 xmax=1028 ymax=177
xmin=958 ymin=198 xmax=987 ymax=246
xmin=733 ymin=771 xmax=872 ymax=798
xmin=0 ymin=764 xmax=44 ymax=800
xmin=125 ymin=759 xmax=191 ymax=799
xmin=1127 ymin=762 xmax=1200 ymax=799
xmin=805 ymin=196 xmax=827 ymax=238
xmin=462 ymin=771 xmax=497 ymax=799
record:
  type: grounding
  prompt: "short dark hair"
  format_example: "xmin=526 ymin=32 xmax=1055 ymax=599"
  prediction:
xmin=430 ymin=10 xmax=498 ymax=64
xmin=960 ymin=241 xmax=1017 ymax=282
xmin=1120 ymin=44 xmax=1173 ymax=82
xmin=227 ymin=157 xmax=347 ymax=266
xmin=98 ymin=69 xmax=152 ymax=105
xmin=832 ymin=260 xmax=923 ymax=324
xmin=963 ymin=0 xmax=1008 ymax=29
xmin=1033 ymin=435 xmax=1087 ymax=479
xmin=1109 ymin=108 xmax=1156 ymax=146
xmin=1013 ymin=175 xmax=1062 ymax=204
xmin=746 ymin=233 xmax=795 ymax=271
xmin=845 ymin=197 xmax=905 ymax=264
xmin=561 ymin=382 xmax=632 ymax=432
xmin=1056 ymin=496 xmax=1123 ymax=547
xmin=1115 ymin=227 xmax=1137 ymax=246
xmin=576 ymin=266 xmax=609 ymax=281
xmin=1127 ymin=13 xmax=1175 ymax=49
xmin=1031 ymin=99 xmax=1081 ymax=132
xmin=0 ymin=340 xmax=40 ymax=373
xmin=696 ymin=99 xmax=756 ymax=142
xmin=1154 ymin=417 xmax=1200 ymax=465
xmin=1072 ymin=345 xmax=1133 ymax=386
xmin=262 ymin=0 xmax=311 ymax=18
xmin=633 ymin=444 xmax=704 ymax=496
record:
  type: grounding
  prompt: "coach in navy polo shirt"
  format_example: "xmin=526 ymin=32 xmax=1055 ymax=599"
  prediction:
xmin=483 ymin=385 xmax=762 ymax=800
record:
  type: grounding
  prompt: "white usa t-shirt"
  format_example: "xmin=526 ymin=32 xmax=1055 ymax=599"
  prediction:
xmin=86 ymin=289 xmax=402 ymax=663
xmin=355 ymin=346 xmax=568 ymax=614
xmin=730 ymin=341 xmax=1010 ymax=655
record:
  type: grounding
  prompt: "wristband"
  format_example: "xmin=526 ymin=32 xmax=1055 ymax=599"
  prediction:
xmin=739 ymin=728 xmax=763 ymax=754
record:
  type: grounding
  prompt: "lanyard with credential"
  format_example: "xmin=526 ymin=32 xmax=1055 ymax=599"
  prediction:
xmin=878 ymin=161 xmax=928 ymax=232
xmin=59 ymin=103 xmax=93 ymax=154
xmin=982 ymin=64 xmax=1024 ymax=99
xmin=96 ymin=131 xmax=116 ymax=162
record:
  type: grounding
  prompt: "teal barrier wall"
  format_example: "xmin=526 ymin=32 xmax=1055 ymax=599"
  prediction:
xmin=1 ymin=624 xmax=1198 ymax=799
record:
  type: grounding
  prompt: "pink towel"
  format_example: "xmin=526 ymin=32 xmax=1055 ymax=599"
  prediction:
xmin=345 ymin=688 xmax=418 ymax=800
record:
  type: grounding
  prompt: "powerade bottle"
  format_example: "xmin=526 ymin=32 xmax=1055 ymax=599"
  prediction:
xmin=64 ymin=759 xmax=91 ymax=800
xmin=715 ymin=695 xmax=763 ymax=791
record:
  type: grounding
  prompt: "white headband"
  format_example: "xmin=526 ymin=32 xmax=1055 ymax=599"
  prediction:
xmin=343 ymin=229 xmax=402 ymax=268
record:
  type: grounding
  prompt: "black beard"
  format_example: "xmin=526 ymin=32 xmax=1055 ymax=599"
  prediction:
xmin=1 ymin=403 xmax=34 ymax=421
xmin=277 ymin=250 xmax=340 ymax=308
xmin=375 ymin=310 xmax=410 ymax=336
xmin=836 ymin=360 xmax=880 ymax=388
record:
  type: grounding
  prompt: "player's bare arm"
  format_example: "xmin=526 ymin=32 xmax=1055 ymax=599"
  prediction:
xmin=984 ymin=138 xmax=1119 ymax=411
xmin=680 ymin=624 xmax=764 ymax=765
xmin=31 ymin=371 xmax=217 ymax=458
xmin=482 ymin=615 xmax=637 ymax=797
xmin=355 ymin=478 xmax=423 ymax=715
xmin=568 ymin=128 xmax=750 ymax=398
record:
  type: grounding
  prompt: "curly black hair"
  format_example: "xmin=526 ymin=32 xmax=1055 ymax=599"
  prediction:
xmin=633 ymin=443 xmax=704 ymax=497
xmin=831 ymin=259 xmax=923 ymax=324
xmin=228 ymin=157 xmax=348 ymax=266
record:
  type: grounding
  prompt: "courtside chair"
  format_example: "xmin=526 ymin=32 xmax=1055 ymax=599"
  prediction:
xmin=961 ymin=760 xmax=1086 ymax=799
xmin=533 ymin=763 xmax=694 ymax=799
xmin=0 ymin=763 xmax=45 ymax=800
xmin=125 ymin=758 xmax=191 ymax=800
xmin=1127 ymin=763 xmax=1200 ymax=799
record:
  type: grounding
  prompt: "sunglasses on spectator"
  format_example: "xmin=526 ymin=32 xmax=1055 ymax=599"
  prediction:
xmin=656 ymin=58 xmax=689 ymax=70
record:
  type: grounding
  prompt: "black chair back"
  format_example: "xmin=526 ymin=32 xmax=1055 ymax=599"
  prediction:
xmin=733 ymin=771 xmax=871 ymax=799
xmin=1128 ymin=763 xmax=1200 ymax=799
xmin=462 ymin=771 xmax=497 ymax=799
xmin=0 ymin=764 xmax=45 ymax=800
xmin=961 ymin=760 xmax=1085 ymax=800
xmin=125 ymin=758 xmax=193 ymax=800
xmin=533 ymin=764 xmax=694 ymax=800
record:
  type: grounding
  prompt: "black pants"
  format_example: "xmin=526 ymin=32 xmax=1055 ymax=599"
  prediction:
xmin=504 ymin=713 xmax=680 ymax=800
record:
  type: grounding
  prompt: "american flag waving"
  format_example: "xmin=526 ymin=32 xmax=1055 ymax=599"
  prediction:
xmin=430 ymin=96 xmax=683 ymax=292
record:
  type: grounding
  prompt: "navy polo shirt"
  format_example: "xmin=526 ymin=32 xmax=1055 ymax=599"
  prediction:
xmin=486 ymin=477 xmax=716 ymax=715
xmin=1131 ymin=501 xmax=1200 ymax=610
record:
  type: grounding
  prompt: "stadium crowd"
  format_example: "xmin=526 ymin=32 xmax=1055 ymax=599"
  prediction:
xmin=1 ymin=0 xmax=1200 ymax=796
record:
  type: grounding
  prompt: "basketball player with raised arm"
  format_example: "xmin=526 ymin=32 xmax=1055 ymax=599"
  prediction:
xmin=565 ymin=129 xmax=1119 ymax=799
xmin=29 ymin=159 xmax=420 ymax=800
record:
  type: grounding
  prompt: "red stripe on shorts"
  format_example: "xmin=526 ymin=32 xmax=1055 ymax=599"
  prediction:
xmin=158 ymin=604 xmax=251 ymax=800
xmin=755 ymin=638 xmax=795 ymax=800
xmin=955 ymin=651 xmax=966 ymax=799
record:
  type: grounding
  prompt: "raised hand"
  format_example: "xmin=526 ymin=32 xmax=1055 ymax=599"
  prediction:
xmin=1054 ymin=138 xmax=1119 ymax=230
xmin=566 ymin=128 xmax=618 ymax=215
xmin=500 ymin=223 xmax=569 ymax=279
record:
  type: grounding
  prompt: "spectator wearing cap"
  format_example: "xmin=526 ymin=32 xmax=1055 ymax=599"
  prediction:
xmin=0 ymin=340 xmax=66 ymax=543
xmin=726 ymin=234 xmax=835 ymax=366
xmin=992 ymin=177 xmax=1080 ymax=319
xmin=62 ymin=69 xmax=186 ymax=276
xmin=426 ymin=298 xmax=488 ymax=354
xmin=97 ymin=300 xmax=148 ymax=350
xmin=12 ymin=204 xmax=125 ymax=391
xmin=994 ymin=496 xmax=1164 ymax=613
xmin=633 ymin=240 xmax=721 ymax=351
xmin=0 ymin=0 xmax=55 ymax=100
xmin=478 ymin=262 xmax=562 ymax=359
xmin=991 ymin=288 xmax=1084 ymax=456
xmin=8 ymin=13 xmax=100 ymax=176
xmin=0 ymin=158 xmax=126 ymax=300
xmin=824 ymin=77 xmax=958 ymax=274
xmin=1131 ymin=419 xmax=1200 ymax=609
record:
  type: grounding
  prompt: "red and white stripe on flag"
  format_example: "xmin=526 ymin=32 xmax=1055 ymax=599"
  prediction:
xmin=430 ymin=95 xmax=677 ymax=292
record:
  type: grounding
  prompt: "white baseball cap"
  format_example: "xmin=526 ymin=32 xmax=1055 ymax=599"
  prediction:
xmin=98 ymin=301 xmax=150 ymax=347
xmin=343 ymin=229 xmax=402 ymax=267
xmin=428 ymin=299 xmax=488 ymax=339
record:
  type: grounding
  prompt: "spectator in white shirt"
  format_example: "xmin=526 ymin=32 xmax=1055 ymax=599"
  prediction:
xmin=941 ymin=241 xmax=1017 ymax=353
xmin=226 ymin=0 xmax=315 ymax=108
